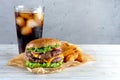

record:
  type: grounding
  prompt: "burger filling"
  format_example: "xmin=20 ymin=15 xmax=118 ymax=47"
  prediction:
xmin=25 ymin=44 xmax=63 ymax=68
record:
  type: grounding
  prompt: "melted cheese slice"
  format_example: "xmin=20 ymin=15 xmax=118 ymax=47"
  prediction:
xmin=32 ymin=53 xmax=39 ymax=58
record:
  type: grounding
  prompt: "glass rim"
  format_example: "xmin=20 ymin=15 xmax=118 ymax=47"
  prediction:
xmin=14 ymin=5 xmax=45 ymax=13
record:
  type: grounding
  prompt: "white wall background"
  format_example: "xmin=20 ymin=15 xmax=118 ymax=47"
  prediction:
xmin=0 ymin=0 xmax=120 ymax=44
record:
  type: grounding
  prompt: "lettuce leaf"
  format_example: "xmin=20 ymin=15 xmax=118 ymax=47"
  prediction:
xmin=26 ymin=44 xmax=60 ymax=53
xmin=25 ymin=60 xmax=63 ymax=68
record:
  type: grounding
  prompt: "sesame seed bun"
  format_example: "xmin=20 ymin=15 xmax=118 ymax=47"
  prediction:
xmin=26 ymin=38 xmax=61 ymax=49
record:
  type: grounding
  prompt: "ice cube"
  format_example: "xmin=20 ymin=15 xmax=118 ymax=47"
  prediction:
xmin=16 ymin=16 xmax=25 ymax=27
xmin=21 ymin=26 xmax=32 ymax=35
xmin=27 ymin=19 xmax=38 ymax=28
xmin=19 ymin=13 xmax=32 ymax=19
xmin=34 ymin=13 xmax=44 ymax=20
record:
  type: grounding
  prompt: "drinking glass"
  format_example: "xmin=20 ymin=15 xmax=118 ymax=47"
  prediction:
xmin=14 ymin=5 xmax=44 ymax=53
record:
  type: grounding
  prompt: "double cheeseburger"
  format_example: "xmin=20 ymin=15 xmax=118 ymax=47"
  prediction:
xmin=25 ymin=38 xmax=64 ymax=68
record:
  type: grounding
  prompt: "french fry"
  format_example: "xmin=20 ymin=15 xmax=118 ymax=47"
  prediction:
xmin=62 ymin=44 xmax=78 ymax=56
xmin=62 ymin=48 xmax=75 ymax=57
xmin=76 ymin=52 xmax=87 ymax=63
xmin=64 ymin=50 xmax=79 ymax=62
xmin=65 ymin=54 xmax=74 ymax=62
xmin=61 ymin=42 xmax=71 ymax=51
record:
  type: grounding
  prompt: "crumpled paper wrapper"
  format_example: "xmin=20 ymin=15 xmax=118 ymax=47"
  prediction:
xmin=7 ymin=41 xmax=95 ymax=74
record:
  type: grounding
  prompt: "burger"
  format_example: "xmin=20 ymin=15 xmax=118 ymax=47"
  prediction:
xmin=25 ymin=38 xmax=64 ymax=69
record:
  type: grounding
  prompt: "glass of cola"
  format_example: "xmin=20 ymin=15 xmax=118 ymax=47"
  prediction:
xmin=14 ymin=5 xmax=44 ymax=53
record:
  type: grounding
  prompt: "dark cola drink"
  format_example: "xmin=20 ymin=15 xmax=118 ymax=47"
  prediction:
xmin=15 ymin=6 xmax=44 ymax=53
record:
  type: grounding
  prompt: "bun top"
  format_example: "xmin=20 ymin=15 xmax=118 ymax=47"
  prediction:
xmin=26 ymin=38 xmax=61 ymax=49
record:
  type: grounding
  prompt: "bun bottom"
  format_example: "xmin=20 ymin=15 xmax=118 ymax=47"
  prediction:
xmin=27 ymin=66 xmax=63 ymax=74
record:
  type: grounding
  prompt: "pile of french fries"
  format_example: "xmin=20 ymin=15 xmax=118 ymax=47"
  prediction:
xmin=61 ymin=41 xmax=87 ymax=63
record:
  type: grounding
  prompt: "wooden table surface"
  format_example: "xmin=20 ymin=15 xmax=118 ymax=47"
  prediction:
xmin=0 ymin=44 xmax=120 ymax=80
